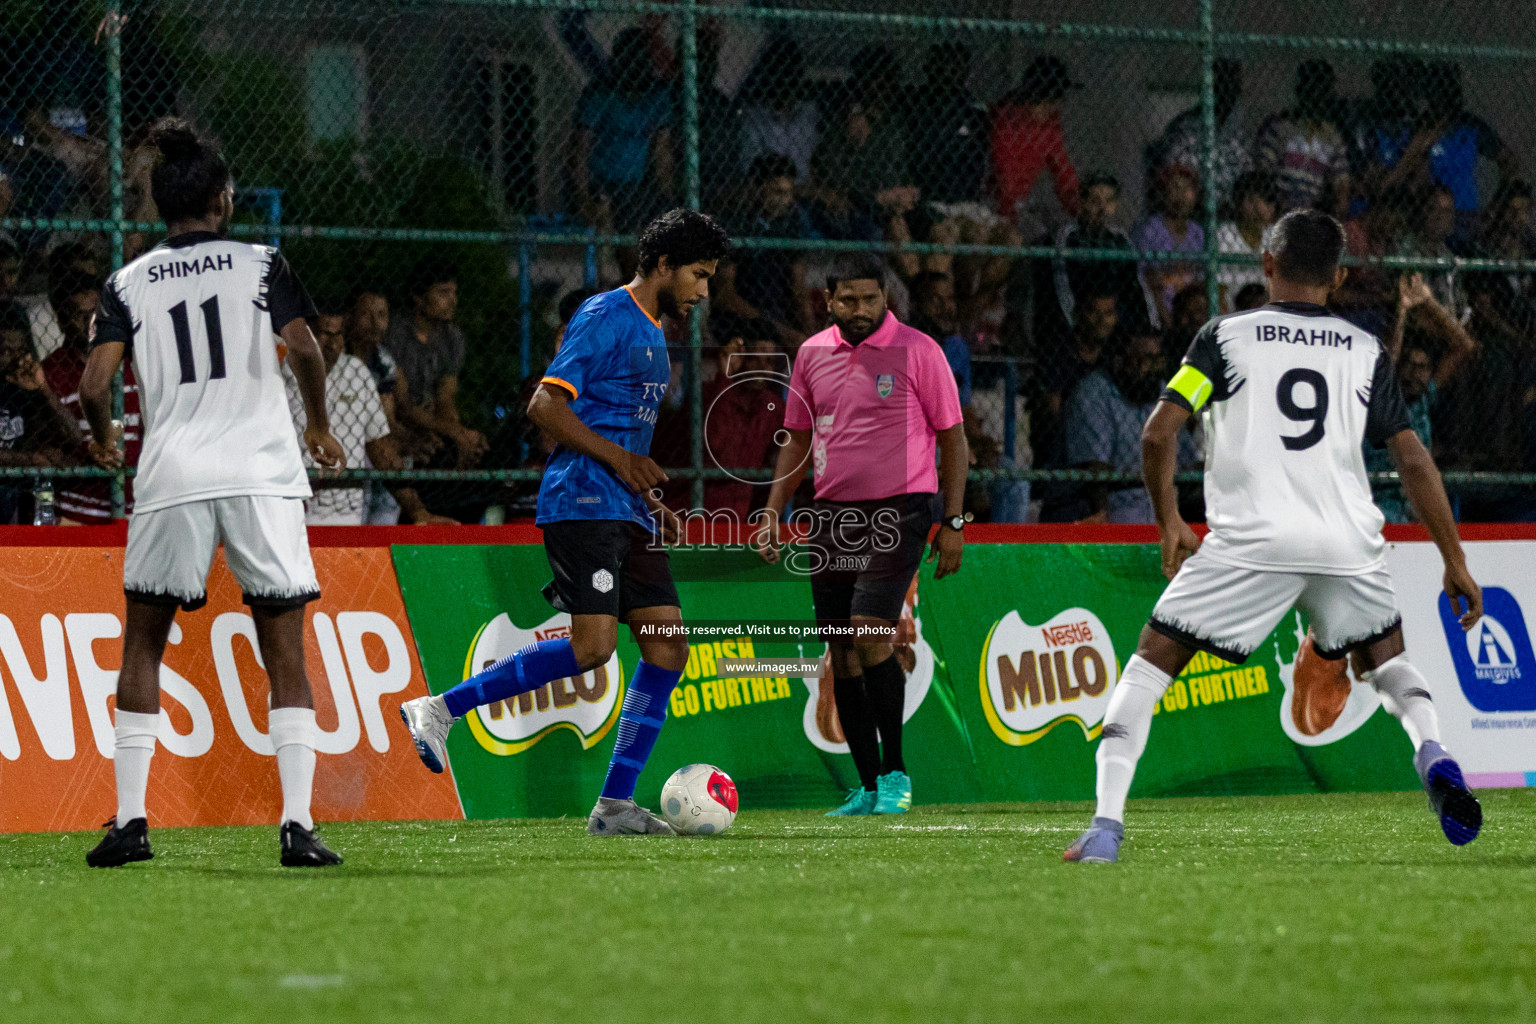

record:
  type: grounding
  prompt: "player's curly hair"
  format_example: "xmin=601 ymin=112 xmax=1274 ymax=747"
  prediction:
xmin=637 ymin=209 xmax=732 ymax=275
xmin=147 ymin=117 xmax=230 ymax=224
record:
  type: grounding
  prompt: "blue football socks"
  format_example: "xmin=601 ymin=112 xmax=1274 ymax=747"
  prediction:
xmin=442 ymin=638 xmax=583 ymax=719
xmin=599 ymin=660 xmax=684 ymax=801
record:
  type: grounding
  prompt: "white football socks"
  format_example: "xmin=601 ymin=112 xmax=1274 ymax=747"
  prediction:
xmin=269 ymin=707 xmax=318 ymax=830
xmin=1365 ymin=654 xmax=1441 ymax=750
xmin=1094 ymin=655 xmax=1173 ymax=824
xmin=113 ymin=710 xmax=160 ymax=824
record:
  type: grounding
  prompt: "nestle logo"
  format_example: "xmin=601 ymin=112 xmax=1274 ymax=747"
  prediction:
xmin=1043 ymin=621 xmax=1094 ymax=648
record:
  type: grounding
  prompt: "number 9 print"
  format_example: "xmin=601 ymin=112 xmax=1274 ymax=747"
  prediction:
xmin=1276 ymin=368 xmax=1328 ymax=451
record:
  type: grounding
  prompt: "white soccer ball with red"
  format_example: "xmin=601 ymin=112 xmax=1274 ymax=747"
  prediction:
xmin=660 ymin=764 xmax=738 ymax=836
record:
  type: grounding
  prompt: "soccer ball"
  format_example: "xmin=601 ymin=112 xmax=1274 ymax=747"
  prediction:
xmin=660 ymin=764 xmax=738 ymax=836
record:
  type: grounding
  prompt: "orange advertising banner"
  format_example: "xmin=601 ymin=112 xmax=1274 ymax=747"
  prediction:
xmin=0 ymin=546 xmax=462 ymax=833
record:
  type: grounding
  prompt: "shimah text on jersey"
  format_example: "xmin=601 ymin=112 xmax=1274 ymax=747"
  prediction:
xmin=1254 ymin=324 xmax=1353 ymax=349
xmin=147 ymin=253 xmax=234 ymax=283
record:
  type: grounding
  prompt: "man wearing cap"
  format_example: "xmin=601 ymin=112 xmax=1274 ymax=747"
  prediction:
xmin=756 ymin=254 xmax=969 ymax=818
xmin=990 ymin=55 xmax=1082 ymax=222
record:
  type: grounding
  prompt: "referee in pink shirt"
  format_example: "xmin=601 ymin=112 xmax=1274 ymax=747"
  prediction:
xmin=757 ymin=254 xmax=969 ymax=817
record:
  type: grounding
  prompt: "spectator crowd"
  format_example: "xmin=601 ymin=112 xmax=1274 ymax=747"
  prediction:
xmin=5 ymin=21 xmax=1536 ymax=524
xmin=545 ymin=33 xmax=1536 ymax=525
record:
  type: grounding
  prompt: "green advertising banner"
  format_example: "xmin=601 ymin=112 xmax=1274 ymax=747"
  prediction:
xmin=393 ymin=543 xmax=1416 ymax=820
xmin=392 ymin=545 xmax=982 ymax=817
xmin=918 ymin=544 xmax=1418 ymax=805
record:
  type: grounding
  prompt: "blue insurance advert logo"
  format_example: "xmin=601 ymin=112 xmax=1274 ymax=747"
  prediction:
xmin=1438 ymin=587 xmax=1536 ymax=712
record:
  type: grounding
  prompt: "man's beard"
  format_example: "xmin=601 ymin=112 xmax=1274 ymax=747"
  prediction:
xmin=658 ymin=288 xmax=693 ymax=321
xmin=834 ymin=310 xmax=883 ymax=344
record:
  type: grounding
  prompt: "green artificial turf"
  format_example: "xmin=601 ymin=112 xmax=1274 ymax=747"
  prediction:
xmin=3 ymin=790 xmax=1534 ymax=1024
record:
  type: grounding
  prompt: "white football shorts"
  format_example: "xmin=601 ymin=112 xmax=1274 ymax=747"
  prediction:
xmin=1147 ymin=548 xmax=1402 ymax=662
xmin=123 ymin=495 xmax=320 ymax=611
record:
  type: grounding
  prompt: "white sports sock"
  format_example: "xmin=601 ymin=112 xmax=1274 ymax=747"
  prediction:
xmin=113 ymin=710 xmax=160 ymax=824
xmin=269 ymin=707 xmax=318 ymax=830
xmin=1366 ymin=654 xmax=1440 ymax=750
xmin=1094 ymin=655 xmax=1173 ymax=824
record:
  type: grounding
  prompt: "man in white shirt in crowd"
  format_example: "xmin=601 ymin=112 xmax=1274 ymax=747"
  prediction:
xmin=285 ymin=309 xmax=455 ymax=526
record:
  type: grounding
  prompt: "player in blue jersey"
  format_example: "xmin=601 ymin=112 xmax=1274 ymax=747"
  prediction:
xmin=401 ymin=209 xmax=730 ymax=834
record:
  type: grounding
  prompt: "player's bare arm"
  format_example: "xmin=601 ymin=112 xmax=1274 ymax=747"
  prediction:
xmin=280 ymin=317 xmax=345 ymax=472
xmin=755 ymin=427 xmax=812 ymax=563
xmin=1388 ymin=428 xmax=1482 ymax=629
xmin=1141 ymin=399 xmax=1199 ymax=579
xmin=79 ymin=340 xmax=126 ymax=469
xmin=926 ymin=422 xmax=969 ymax=579
xmin=528 ymin=380 xmax=668 ymax=497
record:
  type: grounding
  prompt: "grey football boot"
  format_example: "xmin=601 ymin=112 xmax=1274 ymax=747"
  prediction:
xmin=400 ymin=696 xmax=454 ymax=774
xmin=1063 ymin=816 xmax=1125 ymax=863
xmin=1414 ymin=740 xmax=1482 ymax=846
xmin=587 ymin=797 xmax=676 ymax=836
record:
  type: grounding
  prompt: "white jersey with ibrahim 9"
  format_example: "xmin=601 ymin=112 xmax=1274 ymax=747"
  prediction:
xmin=1162 ymin=300 xmax=1411 ymax=575
xmin=91 ymin=232 xmax=317 ymax=513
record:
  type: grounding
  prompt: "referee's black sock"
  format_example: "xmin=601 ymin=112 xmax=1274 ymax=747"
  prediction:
xmin=862 ymin=654 xmax=906 ymax=775
xmin=832 ymin=672 xmax=881 ymax=791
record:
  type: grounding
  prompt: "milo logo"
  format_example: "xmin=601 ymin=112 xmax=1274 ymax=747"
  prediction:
xmin=461 ymin=612 xmax=623 ymax=756
xmin=980 ymin=608 xmax=1118 ymax=745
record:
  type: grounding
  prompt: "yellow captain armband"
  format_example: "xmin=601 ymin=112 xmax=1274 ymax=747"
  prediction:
xmin=1167 ymin=364 xmax=1213 ymax=412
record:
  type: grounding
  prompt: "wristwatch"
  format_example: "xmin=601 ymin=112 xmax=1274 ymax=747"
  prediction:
xmin=942 ymin=512 xmax=973 ymax=532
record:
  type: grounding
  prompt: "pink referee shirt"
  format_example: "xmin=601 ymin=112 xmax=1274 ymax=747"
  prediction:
xmin=784 ymin=311 xmax=964 ymax=501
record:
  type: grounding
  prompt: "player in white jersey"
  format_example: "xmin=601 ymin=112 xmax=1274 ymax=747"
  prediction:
xmin=75 ymin=119 xmax=347 ymax=868
xmin=1064 ymin=209 xmax=1485 ymax=864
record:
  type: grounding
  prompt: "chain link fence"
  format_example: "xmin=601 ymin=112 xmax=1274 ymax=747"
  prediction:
xmin=3 ymin=0 xmax=1536 ymax=525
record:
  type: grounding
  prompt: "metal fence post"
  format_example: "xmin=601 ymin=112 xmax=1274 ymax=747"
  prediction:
xmin=1200 ymin=0 xmax=1220 ymax=322
xmin=105 ymin=0 xmax=127 ymax=519
xmin=682 ymin=0 xmax=705 ymax=511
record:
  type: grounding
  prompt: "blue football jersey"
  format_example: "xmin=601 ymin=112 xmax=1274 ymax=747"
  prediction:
xmin=536 ymin=286 xmax=670 ymax=530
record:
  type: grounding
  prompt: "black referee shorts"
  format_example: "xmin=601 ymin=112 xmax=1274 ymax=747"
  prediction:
xmin=541 ymin=519 xmax=680 ymax=619
xmin=807 ymin=492 xmax=934 ymax=628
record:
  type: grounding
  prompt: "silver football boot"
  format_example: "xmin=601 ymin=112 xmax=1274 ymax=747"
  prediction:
xmin=587 ymin=797 xmax=676 ymax=836
xmin=399 ymin=696 xmax=454 ymax=773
